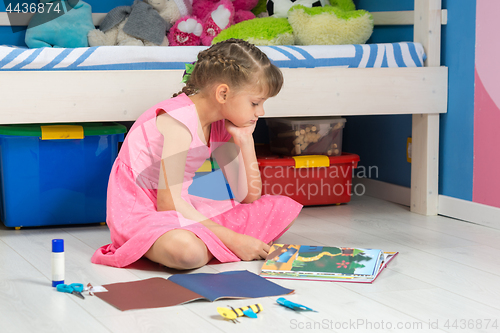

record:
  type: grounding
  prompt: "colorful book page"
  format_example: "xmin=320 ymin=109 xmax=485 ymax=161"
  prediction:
xmin=261 ymin=244 xmax=394 ymax=283
xmin=264 ymin=245 xmax=382 ymax=276
xmin=168 ymin=270 xmax=294 ymax=301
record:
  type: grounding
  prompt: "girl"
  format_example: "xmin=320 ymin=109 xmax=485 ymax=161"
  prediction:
xmin=92 ymin=39 xmax=303 ymax=270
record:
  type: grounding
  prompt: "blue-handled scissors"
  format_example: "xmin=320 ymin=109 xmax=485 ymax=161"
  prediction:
xmin=277 ymin=297 xmax=315 ymax=312
xmin=56 ymin=283 xmax=85 ymax=300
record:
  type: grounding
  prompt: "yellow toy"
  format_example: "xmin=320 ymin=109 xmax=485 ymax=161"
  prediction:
xmin=217 ymin=303 xmax=263 ymax=323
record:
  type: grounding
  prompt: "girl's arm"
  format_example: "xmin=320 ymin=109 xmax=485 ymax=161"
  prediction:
xmin=212 ymin=121 xmax=262 ymax=204
xmin=156 ymin=113 xmax=269 ymax=260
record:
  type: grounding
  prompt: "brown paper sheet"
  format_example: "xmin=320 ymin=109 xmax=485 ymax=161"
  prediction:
xmin=95 ymin=277 xmax=206 ymax=311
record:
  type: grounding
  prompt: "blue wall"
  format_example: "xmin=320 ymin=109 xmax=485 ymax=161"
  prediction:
xmin=439 ymin=0 xmax=476 ymax=201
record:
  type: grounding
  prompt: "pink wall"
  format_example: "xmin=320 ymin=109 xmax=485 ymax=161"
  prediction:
xmin=473 ymin=0 xmax=500 ymax=208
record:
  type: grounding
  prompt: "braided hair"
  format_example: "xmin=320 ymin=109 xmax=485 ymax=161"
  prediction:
xmin=173 ymin=39 xmax=283 ymax=98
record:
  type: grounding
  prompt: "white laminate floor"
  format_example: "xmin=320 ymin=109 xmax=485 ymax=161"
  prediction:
xmin=1 ymin=195 xmax=500 ymax=333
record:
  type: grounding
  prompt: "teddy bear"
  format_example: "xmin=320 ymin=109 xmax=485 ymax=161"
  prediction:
xmin=88 ymin=0 xmax=193 ymax=47
xmin=212 ymin=0 xmax=373 ymax=46
xmin=168 ymin=0 xmax=258 ymax=46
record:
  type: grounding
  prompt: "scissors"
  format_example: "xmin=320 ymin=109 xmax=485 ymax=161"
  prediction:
xmin=277 ymin=297 xmax=315 ymax=312
xmin=56 ymin=283 xmax=85 ymax=300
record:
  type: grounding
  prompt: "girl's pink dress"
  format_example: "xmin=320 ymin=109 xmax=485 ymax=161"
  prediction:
xmin=92 ymin=93 xmax=303 ymax=268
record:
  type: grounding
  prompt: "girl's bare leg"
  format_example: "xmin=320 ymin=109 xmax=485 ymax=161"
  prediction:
xmin=144 ymin=229 xmax=213 ymax=270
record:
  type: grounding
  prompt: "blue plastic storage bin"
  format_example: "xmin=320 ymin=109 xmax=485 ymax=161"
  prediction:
xmin=0 ymin=123 xmax=126 ymax=228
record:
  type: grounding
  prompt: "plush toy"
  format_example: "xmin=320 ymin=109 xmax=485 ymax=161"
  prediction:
xmin=266 ymin=0 xmax=328 ymax=18
xmin=168 ymin=0 xmax=258 ymax=46
xmin=168 ymin=16 xmax=205 ymax=46
xmin=213 ymin=16 xmax=294 ymax=45
xmin=288 ymin=3 xmax=373 ymax=45
xmin=168 ymin=0 xmax=231 ymax=46
xmin=213 ymin=0 xmax=373 ymax=46
xmin=233 ymin=0 xmax=259 ymax=22
xmin=193 ymin=0 xmax=258 ymax=24
xmin=25 ymin=0 xmax=95 ymax=48
xmin=88 ymin=0 xmax=192 ymax=47
xmin=251 ymin=0 xmax=269 ymax=18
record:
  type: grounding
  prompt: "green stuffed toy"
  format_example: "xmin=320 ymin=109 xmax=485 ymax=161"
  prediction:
xmin=213 ymin=0 xmax=373 ymax=45
xmin=251 ymin=0 xmax=268 ymax=17
xmin=214 ymin=17 xmax=294 ymax=45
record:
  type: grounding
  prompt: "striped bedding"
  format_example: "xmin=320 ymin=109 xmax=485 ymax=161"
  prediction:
xmin=0 ymin=42 xmax=425 ymax=71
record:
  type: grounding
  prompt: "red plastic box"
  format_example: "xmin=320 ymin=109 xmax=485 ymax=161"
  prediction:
xmin=257 ymin=152 xmax=360 ymax=206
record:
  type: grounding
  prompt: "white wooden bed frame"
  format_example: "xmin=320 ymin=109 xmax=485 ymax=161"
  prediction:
xmin=0 ymin=0 xmax=448 ymax=215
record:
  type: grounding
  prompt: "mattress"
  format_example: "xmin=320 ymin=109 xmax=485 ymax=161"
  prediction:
xmin=0 ymin=42 xmax=425 ymax=71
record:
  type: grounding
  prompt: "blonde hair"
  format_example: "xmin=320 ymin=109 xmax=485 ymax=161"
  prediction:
xmin=174 ymin=39 xmax=283 ymax=98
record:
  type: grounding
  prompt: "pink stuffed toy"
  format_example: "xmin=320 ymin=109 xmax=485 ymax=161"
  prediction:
xmin=169 ymin=16 xmax=205 ymax=46
xmin=230 ymin=0 xmax=259 ymax=23
xmin=193 ymin=0 xmax=257 ymax=24
xmin=168 ymin=0 xmax=258 ymax=46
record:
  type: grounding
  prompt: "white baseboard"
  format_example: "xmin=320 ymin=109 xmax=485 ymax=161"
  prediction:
xmin=353 ymin=177 xmax=500 ymax=229
xmin=438 ymin=195 xmax=500 ymax=229
xmin=353 ymin=177 xmax=410 ymax=207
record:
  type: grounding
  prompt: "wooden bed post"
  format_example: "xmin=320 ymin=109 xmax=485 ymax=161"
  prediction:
xmin=411 ymin=0 xmax=442 ymax=215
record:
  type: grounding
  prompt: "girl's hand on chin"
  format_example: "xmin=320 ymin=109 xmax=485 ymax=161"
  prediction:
xmin=225 ymin=120 xmax=257 ymax=146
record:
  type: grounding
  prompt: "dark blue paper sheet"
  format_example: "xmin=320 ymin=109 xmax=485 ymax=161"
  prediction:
xmin=168 ymin=270 xmax=293 ymax=301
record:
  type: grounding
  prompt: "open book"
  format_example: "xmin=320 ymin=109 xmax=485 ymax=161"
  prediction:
xmin=94 ymin=270 xmax=294 ymax=311
xmin=260 ymin=244 xmax=398 ymax=283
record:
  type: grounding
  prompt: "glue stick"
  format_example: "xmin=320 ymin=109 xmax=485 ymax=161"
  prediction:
xmin=52 ymin=239 xmax=64 ymax=287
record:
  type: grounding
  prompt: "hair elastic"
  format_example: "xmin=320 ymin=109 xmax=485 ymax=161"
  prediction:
xmin=182 ymin=61 xmax=196 ymax=83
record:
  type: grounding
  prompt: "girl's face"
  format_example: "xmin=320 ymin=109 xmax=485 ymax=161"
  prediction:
xmin=222 ymin=87 xmax=268 ymax=127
